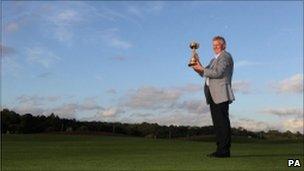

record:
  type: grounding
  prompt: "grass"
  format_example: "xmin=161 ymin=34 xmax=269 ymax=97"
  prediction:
xmin=2 ymin=134 xmax=303 ymax=171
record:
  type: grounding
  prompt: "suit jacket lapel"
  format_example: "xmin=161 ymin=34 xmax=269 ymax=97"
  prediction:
xmin=211 ymin=51 xmax=225 ymax=68
xmin=210 ymin=58 xmax=217 ymax=68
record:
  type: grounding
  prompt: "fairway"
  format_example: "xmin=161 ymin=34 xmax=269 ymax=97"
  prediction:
xmin=2 ymin=134 xmax=303 ymax=171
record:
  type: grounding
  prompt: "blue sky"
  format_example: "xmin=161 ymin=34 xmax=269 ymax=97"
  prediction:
xmin=1 ymin=1 xmax=303 ymax=133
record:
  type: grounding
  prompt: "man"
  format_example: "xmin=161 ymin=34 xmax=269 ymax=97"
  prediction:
xmin=192 ymin=36 xmax=235 ymax=158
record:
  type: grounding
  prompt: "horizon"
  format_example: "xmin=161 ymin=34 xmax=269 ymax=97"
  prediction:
xmin=1 ymin=1 xmax=303 ymax=133
xmin=3 ymin=108 xmax=303 ymax=135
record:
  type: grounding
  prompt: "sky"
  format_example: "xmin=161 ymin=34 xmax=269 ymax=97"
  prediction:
xmin=1 ymin=1 xmax=303 ymax=133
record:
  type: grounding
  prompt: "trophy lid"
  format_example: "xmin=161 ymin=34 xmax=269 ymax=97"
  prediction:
xmin=189 ymin=42 xmax=199 ymax=49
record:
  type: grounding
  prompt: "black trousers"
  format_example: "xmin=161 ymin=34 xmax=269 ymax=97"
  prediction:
xmin=205 ymin=85 xmax=231 ymax=153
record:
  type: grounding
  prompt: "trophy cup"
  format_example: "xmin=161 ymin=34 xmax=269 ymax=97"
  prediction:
xmin=188 ymin=41 xmax=200 ymax=67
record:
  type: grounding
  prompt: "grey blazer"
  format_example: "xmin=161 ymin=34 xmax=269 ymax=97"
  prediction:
xmin=199 ymin=50 xmax=235 ymax=104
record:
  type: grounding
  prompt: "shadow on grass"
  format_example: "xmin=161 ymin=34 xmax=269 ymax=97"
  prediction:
xmin=232 ymin=153 xmax=304 ymax=158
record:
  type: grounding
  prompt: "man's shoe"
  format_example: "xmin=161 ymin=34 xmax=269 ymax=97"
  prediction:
xmin=215 ymin=152 xmax=230 ymax=158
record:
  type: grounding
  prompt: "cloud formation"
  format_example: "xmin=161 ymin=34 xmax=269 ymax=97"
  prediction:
xmin=272 ymin=74 xmax=303 ymax=94
xmin=121 ymin=112 xmax=212 ymax=127
xmin=47 ymin=8 xmax=82 ymax=42
xmin=260 ymin=107 xmax=303 ymax=117
xmin=100 ymin=107 xmax=125 ymax=117
xmin=26 ymin=46 xmax=61 ymax=68
xmin=235 ymin=60 xmax=262 ymax=68
xmin=232 ymin=80 xmax=251 ymax=94
xmin=232 ymin=116 xmax=303 ymax=133
xmin=9 ymin=95 xmax=105 ymax=119
xmin=123 ymin=86 xmax=182 ymax=109
xmin=126 ymin=1 xmax=165 ymax=18
xmin=175 ymin=99 xmax=209 ymax=115
xmin=99 ymin=28 xmax=133 ymax=49
xmin=282 ymin=118 xmax=303 ymax=133
xmin=231 ymin=118 xmax=275 ymax=132
xmin=173 ymin=83 xmax=202 ymax=93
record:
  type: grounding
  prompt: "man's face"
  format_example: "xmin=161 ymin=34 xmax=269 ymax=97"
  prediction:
xmin=213 ymin=40 xmax=224 ymax=54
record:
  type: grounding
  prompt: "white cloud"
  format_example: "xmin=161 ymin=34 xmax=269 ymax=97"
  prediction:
xmin=16 ymin=95 xmax=61 ymax=104
xmin=10 ymin=95 xmax=104 ymax=119
xmin=127 ymin=6 xmax=143 ymax=18
xmin=232 ymin=80 xmax=251 ymax=94
xmin=175 ymin=100 xmax=209 ymax=115
xmin=81 ymin=97 xmax=104 ymax=111
xmin=26 ymin=46 xmax=61 ymax=68
xmin=123 ymin=86 xmax=182 ymax=109
xmin=109 ymin=38 xmax=133 ymax=49
xmin=231 ymin=118 xmax=275 ymax=132
xmin=146 ymin=1 xmax=165 ymax=13
xmin=4 ymin=2 xmax=137 ymax=47
xmin=177 ymin=80 xmax=251 ymax=95
xmin=116 ymin=84 xmax=211 ymax=125
xmin=95 ymin=4 xmax=138 ymax=23
xmin=99 ymin=28 xmax=133 ymax=49
xmin=260 ymin=107 xmax=303 ymax=117
xmin=272 ymin=74 xmax=303 ymax=94
xmin=130 ymin=112 xmax=152 ymax=118
xmin=82 ymin=106 xmax=125 ymax=122
xmin=53 ymin=27 xmax=74 ymax=43
xmin=49 ymin=100 xmax=104 ymax=119
xmin=282 ymin=118 xmax=303 ymax=133
xmin=51 ymin=9 xmax=80 ymax=25
xmin=173 ymin=83 xmax=202 ymax=93
xmin=235 ymin=60 xmax=262 ymax=68
xmin=122 ymin=84 xmax=207 ymax=111
xmin=148 ymin=113 xmax=210 ymax=127
xmin=121 ymin=112 xmax=212 ymax=127
xmin=50 ymin=103 xmax=79 ymax=119
xmin=100 ymin=107 xmax=124 ymax=117
xmin=10 ymin=95 xmax=61 ymax=117
xmin=231 ymin=116 xmax=303 ymax=133
xmin=126 ymin=2 xmax=165 ymax=18
xmin=47 ymin=8 xmax=82 ymax=43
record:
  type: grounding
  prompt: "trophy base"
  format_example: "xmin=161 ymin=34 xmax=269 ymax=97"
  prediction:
xmin=188 ymin=63 xmax=196 ymax=67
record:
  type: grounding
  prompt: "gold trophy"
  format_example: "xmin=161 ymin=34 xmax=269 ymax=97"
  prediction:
xmin=188 ymin=41 xmax=200 ymax=67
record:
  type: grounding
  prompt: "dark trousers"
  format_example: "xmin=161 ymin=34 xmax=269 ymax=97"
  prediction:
xmin=205 ymin=85 xmax=231 ymax=153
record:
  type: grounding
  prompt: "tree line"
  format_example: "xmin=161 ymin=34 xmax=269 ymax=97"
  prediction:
xmin=1 ymin=108 xmax=303 ymax=140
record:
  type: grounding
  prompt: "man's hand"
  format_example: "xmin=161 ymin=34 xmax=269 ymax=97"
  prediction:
xmin=192 ymin=62 xmax=204 ymax=74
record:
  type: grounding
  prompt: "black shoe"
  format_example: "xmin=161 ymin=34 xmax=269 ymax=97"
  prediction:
xmin=215 ymin=151 xmax=230 ymax=158
xmin=207 ymin=151 xmax=230 ymax=158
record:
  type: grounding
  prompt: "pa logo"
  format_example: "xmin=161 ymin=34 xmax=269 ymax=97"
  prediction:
xmin=288 ymin=159 xmax=301 ymax=167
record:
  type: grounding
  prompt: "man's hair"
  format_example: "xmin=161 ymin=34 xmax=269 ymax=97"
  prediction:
xmin=213 ymin=36 xmax=226 ymax=49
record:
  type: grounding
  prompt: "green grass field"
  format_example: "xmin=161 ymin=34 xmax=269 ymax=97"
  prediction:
xmin=2 ymin=134 xmax=303 ymax=171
